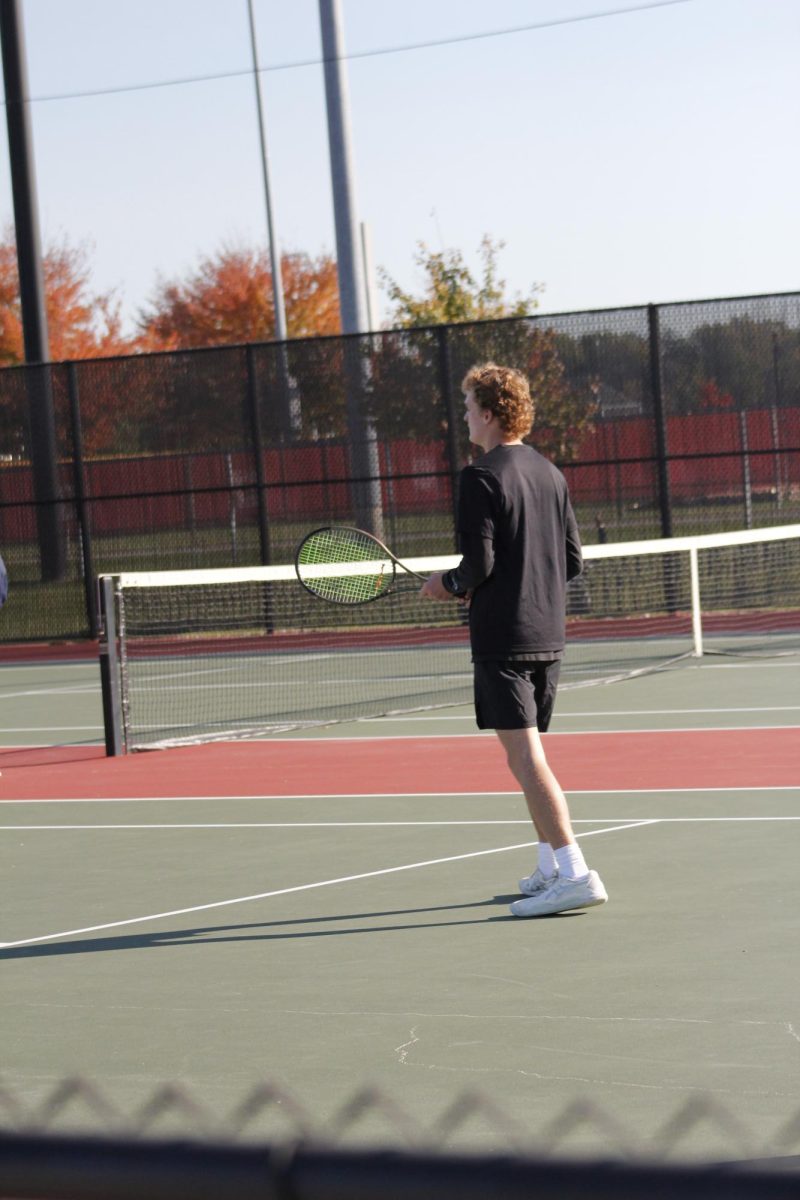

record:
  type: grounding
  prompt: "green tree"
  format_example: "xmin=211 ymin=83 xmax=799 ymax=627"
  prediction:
xmin=375 ymin=238 xmax=595 ymax=460
xmin=662 ymin=318 xmax=800 ymax=414
xmin=527 ymin=327 xmax=599 ymax=462
xmin=554 ymin=330 xmax=650 ymax=417
xmin=381 ymin=236 xmax=540 ymax=328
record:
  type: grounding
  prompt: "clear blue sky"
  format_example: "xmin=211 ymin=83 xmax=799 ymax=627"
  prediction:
xmin=1 ymin=0 xmax=798 ymax=336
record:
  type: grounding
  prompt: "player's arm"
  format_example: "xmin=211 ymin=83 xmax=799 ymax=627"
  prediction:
xmin=422 ymin=540 xmax=490 ymax=602
xmin=565 ymin=498 xmax=583 ymax=581
xmin=422 ymin=468 xmax=495 ymax=602
xmin=441 ymin=532 xmax=493 ymax=596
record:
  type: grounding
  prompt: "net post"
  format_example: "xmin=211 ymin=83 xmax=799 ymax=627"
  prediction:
xmin=66 ymin=362 xmax=99 ymax=638
xmin=98 ymin=575 xmax=125 ymax=756
xmin=688 ymin=546 xmax=703 ymax=657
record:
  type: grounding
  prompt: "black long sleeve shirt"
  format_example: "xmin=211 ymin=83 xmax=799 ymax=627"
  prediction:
xmin=443 ymin=443 xmax=583 ymax=661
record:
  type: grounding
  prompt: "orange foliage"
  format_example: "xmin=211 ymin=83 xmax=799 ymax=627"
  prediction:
xmin=0 ymin=232 xmax=139 ymax=365
xmin=139 ymin=246 xmax=341 ymax=350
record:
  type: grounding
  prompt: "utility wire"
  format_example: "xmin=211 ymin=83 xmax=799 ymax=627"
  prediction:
xmin=18 ymin=0 xmax=692 ymax=105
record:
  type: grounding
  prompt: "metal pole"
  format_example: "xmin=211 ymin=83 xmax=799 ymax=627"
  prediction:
xmin=98 ymin=576 xmax=124 ymax=756
xmin=66 ymin=364 xmax=99 ymax=637
xmin=739 ymin=409 xmax=753 ymax=530
xmin=771 ymin=331 xmax=784 ymax=507
xmin=647 ymin=304 xmax=673 ymax=539
xmin=318 ymin=0 xmax=367 ymax=335
xmin=437 ymin=326 xmax=462 ymax=547
xmin=319 ymin=0 xmax=383 ymax=536
xmin=0 ymin=0 xmax=64 ymax=580
xmin=0 ymin=0 xmax=48 ymax=363
xmin=689 ymin=546 xmax=703 ymax=657
xmin=246 ymin=0 xmax=298 ymax=440
xmin=647 ymin=304 xmax=676 ymax=615
xmin=245 ymin=345 xmax=272 ymax=566
xmin=246 ymin=0 xmax=286 ymax=342
xmin=360 ymin=220 xmax=379 ymax=334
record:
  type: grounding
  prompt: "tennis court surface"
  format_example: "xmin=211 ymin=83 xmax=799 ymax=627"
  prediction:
xmin=2 ymin=648 xmax=800 ymax=1163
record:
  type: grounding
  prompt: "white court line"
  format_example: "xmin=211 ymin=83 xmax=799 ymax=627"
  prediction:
xmin=545 ymin=724 xmax=800 ymax=734
xmin=690 ymin=661 xmax=800 ymax=669
xmin=0 ymin=819 xmax=645 ymax=830
xmin=0 ymin=727 xmax=102 ymax=733
xmin=235 ymin=722 xmax=800 ymax=740
xmin=0 ymin=821 xmax=655 ymax=949
xmin=0 ymin=821 xmax=539 ymax=830
xmin=0 ymin=686 xmax=99 ymax=700
xmin=3 ymin=817 xmax=800 ymax=831
xmin=556 ymin=706 xmax=800 ymax=716
xmin=255 ymin=725 xmax=800 ymax=739
xmin=2 ymin=785 xmax=799 ymax=805
xmin=135 ymin=724 xmax=798 ymax=742
xmin=3 ymin=721 xmax=798 ymax=745
xmin=360 ymin=706 xmax=800 ymax=720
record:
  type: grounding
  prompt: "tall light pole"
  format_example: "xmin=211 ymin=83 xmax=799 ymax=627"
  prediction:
xmin=319 ymin=0 xmax=382 ymax=534
xmin=246 ymin=0 xmax=286 ymax=343
xmin=0 ymin=0 xmax=64 ymax=579
xmin=246 ymin=0 xmax=298 ymax=439
xmin=318 ymin=0 xmax=366 ymax=336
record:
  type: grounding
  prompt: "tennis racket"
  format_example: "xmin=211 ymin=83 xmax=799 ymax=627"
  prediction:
xmin=295 ymin=526 xmax=428 ymax=605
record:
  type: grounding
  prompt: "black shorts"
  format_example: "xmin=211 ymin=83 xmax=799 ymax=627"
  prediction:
xmin=473 ymin=660 xmax=562 ymax=733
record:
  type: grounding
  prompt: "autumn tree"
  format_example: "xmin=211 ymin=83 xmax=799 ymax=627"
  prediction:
xmin=0 ymin=230 xmax=136 ymax=366
xmin=138 ymin=245 xmax=341 ymax=350
xmin=0 ymin=231 xmax=141 ymax=465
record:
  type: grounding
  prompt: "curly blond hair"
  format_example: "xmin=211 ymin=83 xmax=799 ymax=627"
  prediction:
xmin=461 ymin=362 xmax=534 ymax=439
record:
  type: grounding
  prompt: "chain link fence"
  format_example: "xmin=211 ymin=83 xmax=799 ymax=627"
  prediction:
xmin=1 ymin=1078 xmax=800 ymax=1199
xmin=1 ymin=292 xmax=798 ymax=644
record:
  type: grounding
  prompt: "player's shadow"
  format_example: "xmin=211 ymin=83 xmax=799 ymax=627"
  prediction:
xmin=0 ymin=897 xmax=581 ymax=959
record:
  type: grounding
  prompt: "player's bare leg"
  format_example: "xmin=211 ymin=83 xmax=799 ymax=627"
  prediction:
xmin=495 ymin=726 xmax=574 ymax=849
xmin=497 ymin=726 xmax=608 ymax=916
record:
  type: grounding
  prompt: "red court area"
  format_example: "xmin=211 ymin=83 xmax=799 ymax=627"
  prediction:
xmin=2 ymin=729 xmax=799 ymax=800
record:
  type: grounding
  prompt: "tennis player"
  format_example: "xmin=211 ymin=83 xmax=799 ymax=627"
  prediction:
xmin=421 ymin=362 xmax=607 ymax=917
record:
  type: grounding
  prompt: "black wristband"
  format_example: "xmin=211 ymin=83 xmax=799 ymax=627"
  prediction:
xmin=442 ymin=569 xmax=468 ymax=598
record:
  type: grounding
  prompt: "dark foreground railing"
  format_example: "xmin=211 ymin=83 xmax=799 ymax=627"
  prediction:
xmin=2 ymin=1130 xmax=800 ymax=1200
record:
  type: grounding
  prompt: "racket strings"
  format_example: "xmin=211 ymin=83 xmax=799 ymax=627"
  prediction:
xmin=297 ymin=527 xmax=395 ymax=605
xmin=310 ymin=570 xmax=392 ymax=604
xmin=299 ymin=527 xmax=378 ymax=566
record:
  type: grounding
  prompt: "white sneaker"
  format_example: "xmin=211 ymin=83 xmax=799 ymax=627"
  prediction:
xmin=518 ymin=867 xmax=558 ymax=896
xmin=509 ymin=870 xmax=608 ymax=917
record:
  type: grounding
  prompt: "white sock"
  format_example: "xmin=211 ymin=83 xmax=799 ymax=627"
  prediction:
xmin=554 ymin=842 xmax=589 ymax=881
xmin=537 ymin=842 xmax=557 ymax=877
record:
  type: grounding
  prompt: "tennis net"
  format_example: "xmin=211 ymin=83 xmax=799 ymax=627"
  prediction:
xmin=99 ymin=523 xmax=800 ymax=753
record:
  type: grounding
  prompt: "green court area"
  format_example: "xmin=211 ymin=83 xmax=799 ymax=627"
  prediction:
xmin=1 ymin=654 xmax=800 ymax=1161
xmin=1 ymin=649 xmax=800 ymax=746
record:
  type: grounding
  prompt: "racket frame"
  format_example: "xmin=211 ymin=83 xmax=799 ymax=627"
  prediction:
xmin=294 ymin=525 xmax=428 ymax=606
